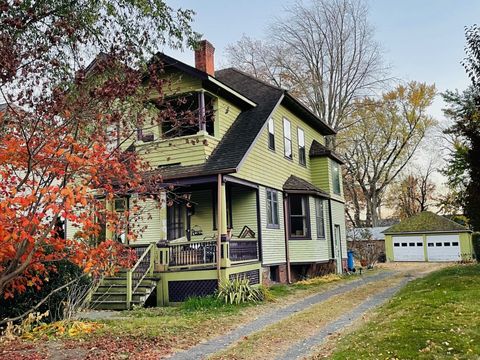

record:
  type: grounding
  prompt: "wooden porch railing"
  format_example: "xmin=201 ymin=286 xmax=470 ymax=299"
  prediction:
xmin=126 ymin=243 xmax=155 ymax=309
xmin=229 ymin=239 xmax=259 ymax=262
xmin=168 ymin=240 xmax=217 ymax=267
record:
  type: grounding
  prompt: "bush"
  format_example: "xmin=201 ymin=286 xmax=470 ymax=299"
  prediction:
xmin=473 ymin=232 xmax=480 ymax=261
xmin=217 ymin=277 xmax=264 ymax=305
xmin=0 ymin=260 xmax=91 ymax=324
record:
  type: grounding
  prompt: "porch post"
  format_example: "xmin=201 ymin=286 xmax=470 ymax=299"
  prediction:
xmin=217 ymin=174 xmax=222 ymax=284
xmin=283 ymin=194 xmax=292 ymax=283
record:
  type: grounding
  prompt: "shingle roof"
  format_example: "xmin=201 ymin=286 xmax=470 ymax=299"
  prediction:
xmin=0 ymin=103 xmax=6 ymax=112
xmin=309 ymin=140 xmax=344 ymax=164
xmin=283 ymin=175 xmax=330 ymax=197
xmin=383 ymin=211 xmax=471 ymax=234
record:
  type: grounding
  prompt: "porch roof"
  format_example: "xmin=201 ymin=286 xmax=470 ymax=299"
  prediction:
xmin=283 ymin=175 xmax=330 ymax=198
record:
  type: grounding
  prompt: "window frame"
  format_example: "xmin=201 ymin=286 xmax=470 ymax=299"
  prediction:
xmin=266 ymin=188 xmax=280 ymax=229
xmin=315 ymin=198 xmax=326 ymax=239
xmin=297 ymin=127 xmax=306 ymax=166
xmin=283 ymin=118 xmax=293 ymax=160
xmin=332 ymin=161 xmax=342 ymax=195
xmin=268 ymin=118 xmax=275 ymax=151
xmin=288 ymin=194 xmax=311 ymax=240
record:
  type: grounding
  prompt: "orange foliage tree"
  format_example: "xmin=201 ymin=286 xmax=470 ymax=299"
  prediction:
xmin=0 ymin=0 xmax=198 ymax=299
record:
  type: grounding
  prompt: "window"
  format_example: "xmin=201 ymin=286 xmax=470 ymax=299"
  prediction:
xmin=268 ymin=118 xmax=275 ymax=150
xmin=428 ymin=243 xmax=434 ymax=247
xmin=298 ymin=128 xmax=306 ymax=166
xmin=436 ymin=242 xmax=442 ymax=247
xmin=409 ymin=242 xmax=415 ymax=246
xmin=283 ymin=118 xmax=292 ymax=159
xmin=417 ymin=242 xmax=423 ymax=246
xmin=332 ymin=162 xmax=341 ymax=195
xmin=266 ymin=188 xmax=279 ymax=228
xmin=394 ymin=243 xmax=400 ymax=247
xmin=444 ymin=242 xmax=451 ymax=246
xmin=452 ymin=242 xmax=459 ymax=246
xmin=315 ymin=198 xmax=325 ymax=238
xmin=289 ymin=195 xmax=310 ymax=238
xmin=401 ymin=243 xmax=407 ymax=247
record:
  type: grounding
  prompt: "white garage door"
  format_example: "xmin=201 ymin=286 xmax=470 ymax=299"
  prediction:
xmin=392 ymin=236 xmax=425 ymax=261
xmin=426 ymin=234 xmax=461 ymax=262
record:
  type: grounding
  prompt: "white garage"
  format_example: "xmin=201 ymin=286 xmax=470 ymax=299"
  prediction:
xmin=384 ymin=212 xmax=474 ymax=262
xmin=426 ymin=234 xmax=461 ymax=262
xmin=392 ymin=236 xmax=425 ymax=261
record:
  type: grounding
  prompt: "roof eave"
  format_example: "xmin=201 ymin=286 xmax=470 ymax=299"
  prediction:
xmin=383 ymin=229 xmax=472 ymax=235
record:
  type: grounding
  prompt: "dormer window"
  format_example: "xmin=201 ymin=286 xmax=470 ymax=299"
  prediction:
xmin=160 ymin=91 xmax=215 ymax=139
xmin=268 ymin=118 xmax=275 ymax=150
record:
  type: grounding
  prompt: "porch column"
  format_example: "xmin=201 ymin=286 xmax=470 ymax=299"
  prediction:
xmin=217 ymin=174 xmax=228 ymax=284
xmin=159 ymin=192 xmax=167 ymax=241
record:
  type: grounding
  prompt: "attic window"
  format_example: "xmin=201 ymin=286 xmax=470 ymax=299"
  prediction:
xmin=268 ymin=118 xmax=275 ymax=150
xmin=161 ymin=92 xmax=215 ymax=138
xmin=298 ymin=128 xmax=306 ymax=166
xmin=283 ymin=118 xmax=292 ymax=159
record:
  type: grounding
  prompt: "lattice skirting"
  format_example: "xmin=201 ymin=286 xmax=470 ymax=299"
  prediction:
xmin=168 ymin=280 xmax=218 ymax=302
xmin=229 ymin=269 xmax=260 ymax=285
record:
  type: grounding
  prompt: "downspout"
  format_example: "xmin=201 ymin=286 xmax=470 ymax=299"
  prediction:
xmin=283 ymin=194 xmax=292 ymax=283
xmin=216 ymin=173 xmax=222 ymax=285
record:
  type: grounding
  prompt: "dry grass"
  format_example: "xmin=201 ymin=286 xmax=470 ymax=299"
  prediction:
xmin=208 ymin=274 xmax=406 ymax=360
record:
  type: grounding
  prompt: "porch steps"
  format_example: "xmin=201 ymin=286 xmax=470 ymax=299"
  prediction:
xmin=89 ymin=273 xmax=159 ymax=311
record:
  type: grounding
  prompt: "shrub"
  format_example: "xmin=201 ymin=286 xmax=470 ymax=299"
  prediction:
xmin=217 ymin=277 xmax=264 ymax=305
xmin=0 ymin=260 xmax=92 ymax=324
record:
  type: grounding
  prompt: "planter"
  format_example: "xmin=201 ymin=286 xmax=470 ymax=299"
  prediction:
xmin=360 ymin=259 xmax=368 ymax=267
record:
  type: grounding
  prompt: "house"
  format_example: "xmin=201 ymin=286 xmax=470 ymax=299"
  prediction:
xmin=66 ymin=40 xmax=347 ymax=309
xmin=384 ymin=211 xmax=474 ymax=262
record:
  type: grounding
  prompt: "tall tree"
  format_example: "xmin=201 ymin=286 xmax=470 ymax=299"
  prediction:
xmin=0 ymin=0 xmax=198 ymax=299
xmin=387 ymin=161 xmax=437 ymax=220
xmin=226 ymin=0 xmax=387 ymax=136
xmin=341 ymin=82 xmax=436 ymax=226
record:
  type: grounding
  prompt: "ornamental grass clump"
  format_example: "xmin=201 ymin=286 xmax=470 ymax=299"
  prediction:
xmin=217 ymin=277 xmax=264 ymax=305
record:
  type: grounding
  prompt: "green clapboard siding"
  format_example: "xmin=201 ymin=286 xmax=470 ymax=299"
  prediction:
xmin=288 ymin=196 xmax=331 ymax=263
xmin=190 ymin=189 xmax=216 ymax=240
xmin=311 ymin=157 xmax=331 ymax=193
xmin=231 ymin=186 xmax=258 ymax=236
xmin=129 ymin=197 xmax=165 ymax=245
xmin=258 ymin=186 xmax=286 ymax=265
xmin=331 ymin=200 xmax=347 ymax=258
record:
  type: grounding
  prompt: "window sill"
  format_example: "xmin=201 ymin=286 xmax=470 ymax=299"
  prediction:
xmin=266 ymin=224 xmax=280 ymax=229
xmin=288 ymin=237 xmax=312 ymax=240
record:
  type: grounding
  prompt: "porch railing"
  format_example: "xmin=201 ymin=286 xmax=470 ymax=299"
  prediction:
xmin=168 ymin=240 xmax=217 ymax=267
xmin=126 ymin=243 xmax=155 ymax=309
xmin=229 ymin=239 xmax=259 ymax=262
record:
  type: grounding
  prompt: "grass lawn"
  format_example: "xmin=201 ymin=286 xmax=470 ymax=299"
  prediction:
xmin=326 ymin=264 xmax=480 ymax=360
xmin=1 ymin=271 xmax=378 ymax=359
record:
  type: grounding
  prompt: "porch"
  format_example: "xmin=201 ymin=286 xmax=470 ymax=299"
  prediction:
xmin=89 ymin=175 xmax=263 ymax=309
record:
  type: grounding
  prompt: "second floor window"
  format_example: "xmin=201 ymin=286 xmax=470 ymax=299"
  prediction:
xmin=283 ymin=118 xmax=292 ymax=159
xmin=266 ymin=188 xmax=279 ymax=228
xmin=332 ymin=162 xmax=341 ymax=195
xmin=268 ymin=118 xmax=275 ymax=150
xmin=298 ymin=128 xmax=306 ymax=166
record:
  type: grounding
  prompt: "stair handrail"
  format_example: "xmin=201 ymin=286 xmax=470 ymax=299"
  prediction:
xmin=126 ymin=243 xmax=155 ymax=309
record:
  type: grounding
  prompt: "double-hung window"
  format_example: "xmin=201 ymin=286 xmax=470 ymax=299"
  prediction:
xmin=289 ymin=195 xmax=310 ymax=239
xmin=266 ymin=189 xmax=279 ymax=228
xmin=332 ymin=162 xmax=341 ymax=195
xmin=268 ymin=118 xmax=275 ymax=150
xmin=283 ymin=118 xmax=292 ymax=159
xmin=298 ymin=128 xmax=306 ymax=166
xmin=315 ymin=198 xmax=325 ymax=239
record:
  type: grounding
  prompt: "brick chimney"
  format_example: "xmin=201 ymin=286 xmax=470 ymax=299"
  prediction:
xmin=195 ymin=40 xmax=215 ymax=76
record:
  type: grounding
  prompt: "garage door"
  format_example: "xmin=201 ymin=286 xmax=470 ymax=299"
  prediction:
xmin=426 ymin=234 xmax=461 ymax=262
xmin=392 ymin=236 xmax=425 ymax=261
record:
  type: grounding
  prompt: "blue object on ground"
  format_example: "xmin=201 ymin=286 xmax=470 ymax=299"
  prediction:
xmin=347 ymin=250 xmax=355 ymax=271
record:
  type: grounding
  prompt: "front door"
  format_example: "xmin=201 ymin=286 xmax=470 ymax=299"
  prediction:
xmin=167 ymin=202 xmax=185 ymax=240
xmin=334 ymin=224 xmax=343 ymax=273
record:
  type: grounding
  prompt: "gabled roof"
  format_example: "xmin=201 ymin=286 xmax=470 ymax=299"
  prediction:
xmin=309 ymin=140 xmax=344 ymax=164
xmin=383 ymin=211 xmax=471 ymax=234
xmin=283 ymin=175 xmax=330 ymax=197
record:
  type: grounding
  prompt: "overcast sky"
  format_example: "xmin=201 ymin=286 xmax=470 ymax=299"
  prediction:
xmin=166 ymin=0 xmax=479 ymax=121
xmin=165 ymin=0 xmax=480 ymax=185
